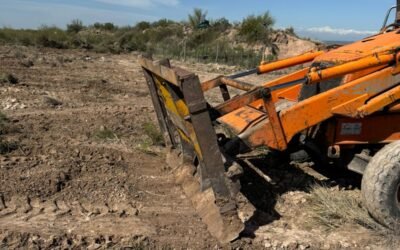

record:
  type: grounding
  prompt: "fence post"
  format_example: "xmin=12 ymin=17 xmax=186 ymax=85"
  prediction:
xmin=215 ymin=43 xmax=219 ymax=63
xmin=261 ymin=46 xmax=265 ymax=63
xmin=183 ymin=40 xmax=187 ymax=62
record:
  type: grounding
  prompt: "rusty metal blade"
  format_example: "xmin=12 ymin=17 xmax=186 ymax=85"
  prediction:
xmin=168 ymin=151 xmax=244 ymax=244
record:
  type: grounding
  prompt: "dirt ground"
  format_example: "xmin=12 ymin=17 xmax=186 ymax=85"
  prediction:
xmin=0 ymin=45 xmax=396 ymax=249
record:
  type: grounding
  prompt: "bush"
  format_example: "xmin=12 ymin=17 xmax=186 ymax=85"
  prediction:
xmin=36 ymin=26 xmax=69 ymax=49
xmin=186 ymin=29 xmax=218 ymax=49
xmin=212 ymin=18 xmax=231 ymax=32
xmin=285 ymin=26 xmax=298 ymax=37
xmin=67 ymin=19 xmax=84 ymax=33
xmin=151 ymin=19 xmax=175 ymax=28
xmin=94 ymin=127 xmax=117 ymax=140
xmin=93 ymin=22 xmax=117 ymax=31
xmin=0 ymin=13 xmax=272 ymax=68
xmin=118 ymin=31 xmax=146 ymax=52
xmin=135 ymin=21 xmax=151 ymax=31
xmin=143 ymin=122 xmax=164 ymax=146
xmin=103 ymin=22 xmax=116 ymax=31
xmin=239 ymin=12 xmax=275 ymax=44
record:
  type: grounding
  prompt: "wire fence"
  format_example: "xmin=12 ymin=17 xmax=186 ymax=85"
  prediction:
xmin=150 ymin=42 xmax=269 ymax=69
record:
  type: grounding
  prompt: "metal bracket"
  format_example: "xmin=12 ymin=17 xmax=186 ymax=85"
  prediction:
xmin=261 ymin=88 xmax=288 ymax=150
xmin=179 ymin=75 xmax=231 ymax=196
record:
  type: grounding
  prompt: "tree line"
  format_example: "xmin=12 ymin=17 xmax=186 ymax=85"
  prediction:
xmin=0 ymin=9 xmax=291 ymax=67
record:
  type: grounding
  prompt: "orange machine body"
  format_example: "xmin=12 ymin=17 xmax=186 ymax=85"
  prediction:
xmin=139 ymin=7 xmax=400 ymax=242
xmin=216 ymin=28 xmax=400 ymax=151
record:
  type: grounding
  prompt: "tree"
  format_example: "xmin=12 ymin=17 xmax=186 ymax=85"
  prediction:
xmin=67 ymin=19 xmax=84 ymax=33
xmin=188 ymin=8 xmax=208 ymax=29
xmin=151 ymin=19 xmax=175 ymax=28
xmin=212 ymin=18 xmax=231 ymax=32
xmin=103 ymin=22 xmax=116 ymax=31
xmin=285 ymin=26 xmax=297 ymax=37
xmin=135 ymin=21 xmax=151 ymax=31
xmin=93 ymin=22 xmax=116 ymax=31
xmin=238 ymin=12 xmax=275 ymax=44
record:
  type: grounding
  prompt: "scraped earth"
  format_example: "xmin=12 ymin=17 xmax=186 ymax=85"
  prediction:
xmin=0 ymin=46 xmax=395 ymax=249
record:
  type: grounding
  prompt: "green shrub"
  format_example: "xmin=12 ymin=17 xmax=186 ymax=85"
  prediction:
xmin=285 ymin=26 xmax=296 ymax=36
xmin=93 ymin=22 xmax=117 ymax=31
xmin=151 ymin=19 xmax=175 ymax=28
xmin=239 ymin=12 xmax=275 ymax=44
xmin=67 ymin=19 xmax=84 ymax=33
xmin=103 ymin=22 xmax=116 ymax=31
xmin=143 ymin=122 xmax=164 ymax=146
xmin=94 ymin=127 xmax=117 ymax=140
xmin=211 ymin=18 xmax=231 ymax=32
xmin=35 ymin=26 xmax=69 ymax=49
xmin=0 ymin=30 xmax=6 ymax=41
xmin=135 ymin=21 xmax=151 ymax=31
xmin=118 ymin=31 xmax=147 ymax=52
xmin=0 ymin=12 xmax=277 ymax=68
xmin=186 ymin=29 xmax=218 ymax=49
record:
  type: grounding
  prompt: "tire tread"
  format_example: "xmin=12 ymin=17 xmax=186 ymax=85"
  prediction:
xmin=361 ymin=141 xmax=400 ymax=228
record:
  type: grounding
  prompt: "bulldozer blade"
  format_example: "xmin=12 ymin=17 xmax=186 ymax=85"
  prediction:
xmin=168 ymin=150 xmax=245 ymax=244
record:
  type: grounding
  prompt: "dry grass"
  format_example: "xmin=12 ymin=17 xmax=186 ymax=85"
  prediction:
xmin=142 ymin=122 xmax=164 ymax=146
xmin=0 ymin=73 xmax=19 ymax=84
xmin=0 ymin=113 xmax=18 ymax=154
xmin=307 ymin=185 xmax=377 ymax=230
xmin=43 ymin=96 xmax=63 ymax=107
xmin=94 ymin=127 xmax=118 ymax=141
xmin=0 ymin=112 xmax=9 ymax=135
xmin=134 ymin=141 xmax=159 ymax=156
xmin=0 ymin=140 xmax=18 ymax=154
xmin=133 ymin=122 xmax=164 ymax=155
xmin=307 ymin=185 xmax=400 ymax=247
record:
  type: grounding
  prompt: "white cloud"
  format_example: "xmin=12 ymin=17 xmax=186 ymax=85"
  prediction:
xmin=96 ymin=0 xmax=179 ymax=8
xmin=305 ymin=26 xmax=376 ymax=36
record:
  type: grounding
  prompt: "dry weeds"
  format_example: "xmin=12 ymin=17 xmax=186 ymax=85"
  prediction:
xmin=0 ymin=73 xmax=18 ymax=84
xmin=142 ymin=121 xmax=164 ymax=146
xmin=307 ymin=184 xmax=400 ymax=247
xmin=94 ymin=126 xmax=118 ymax=140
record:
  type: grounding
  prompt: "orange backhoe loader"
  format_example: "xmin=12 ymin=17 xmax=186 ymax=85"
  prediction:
xmin=140 ymin=2 xmax=400 ymax=243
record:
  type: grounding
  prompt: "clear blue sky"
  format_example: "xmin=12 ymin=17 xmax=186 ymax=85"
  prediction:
xmin=0 ymin=0 xmax=397 ymax=41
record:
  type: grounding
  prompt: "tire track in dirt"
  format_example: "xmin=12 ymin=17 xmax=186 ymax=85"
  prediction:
xmin=0 ymin=47 xmax=219 ymax=249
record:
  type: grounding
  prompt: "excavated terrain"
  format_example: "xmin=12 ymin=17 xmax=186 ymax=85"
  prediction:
xmin=0 ymin=45 xmax=397 ymax=249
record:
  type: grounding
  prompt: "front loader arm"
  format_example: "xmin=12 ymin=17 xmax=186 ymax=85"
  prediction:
xmin=218 ymin=51 xmax=400 ymax=151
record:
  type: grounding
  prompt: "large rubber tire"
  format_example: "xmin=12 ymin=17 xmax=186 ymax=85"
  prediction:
xmin=361 ymin=141 xmax=400 ymax=229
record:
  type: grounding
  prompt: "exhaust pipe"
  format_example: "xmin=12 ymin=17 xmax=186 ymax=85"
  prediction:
xmin=397 ymin=0 xmax=400 ymax=23
xmin=382 ymin=1 xmax=400 ymax=31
